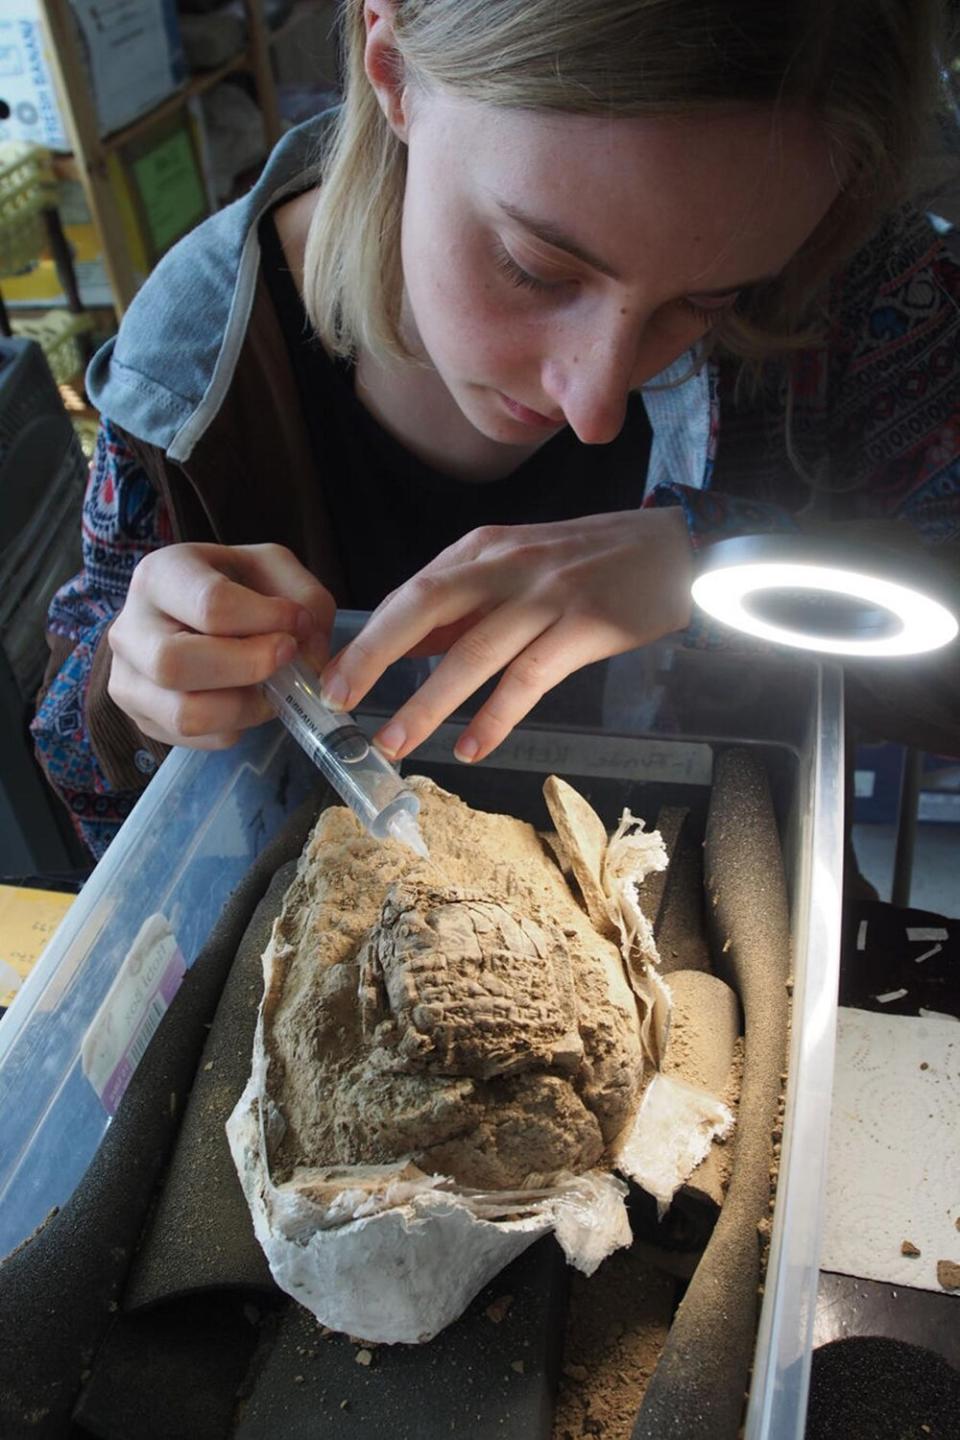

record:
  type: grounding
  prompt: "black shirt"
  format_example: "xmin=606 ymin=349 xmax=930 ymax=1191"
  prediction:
xmin=259 ymin=211 xmax=652 ymax=609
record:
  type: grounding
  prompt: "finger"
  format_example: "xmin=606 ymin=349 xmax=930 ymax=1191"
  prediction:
xmin=133 ymin=546 xmax=328 ymax=646
xmin=115 ymin=623 xmax=301 ymax=693
xmin=402 ymin=609 xmax=492 ymax=657
xmin=110 ymin=665 xmax=276 ymax=745
xmin=136 ymin=721 xmax=244 ymax=753
xmin=149 ymin=686 xmax=275 ymax=744
xmin=451 ymin=620 xmax=606 ymax=763
xmin=370 ymin=601 xmax=555 ymax=761
xmin=224 ymin=544 xmax=336 ymax=660
xmin=320 ymin=569 xmax=497 ymax=710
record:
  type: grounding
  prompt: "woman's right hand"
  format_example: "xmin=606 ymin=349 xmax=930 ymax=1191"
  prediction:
xmin=107 ymin=542 xmax=335 ymax=750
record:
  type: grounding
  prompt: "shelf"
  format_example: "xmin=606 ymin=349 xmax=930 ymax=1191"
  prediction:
xmin=268 ymin=0 xmax=323 ymax=51
xmin=36 ymin=0 xmax=290 ymax=317
xmin=99 ymin=51 xmax=253 ymax=157
xmin=48 ymin=51 xmax=252 ymax=176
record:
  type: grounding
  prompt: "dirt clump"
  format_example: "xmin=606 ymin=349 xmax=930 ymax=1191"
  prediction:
xmin=552 ymin=1245 xmax=674 ymax=1439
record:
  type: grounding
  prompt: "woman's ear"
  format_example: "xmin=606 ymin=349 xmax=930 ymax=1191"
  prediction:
xmin=363 ymin=1 xmax=410 ymax=141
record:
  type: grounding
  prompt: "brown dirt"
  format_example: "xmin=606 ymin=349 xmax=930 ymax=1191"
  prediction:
xmin=662 ymin=972 xmax=742 ymax=1208
xmin=709 ymin=1036 xmax=746 ymax=1201
xmin=552 ymin=1247 xmax=675 ymax=1440
xmin=937 ymin=1259 xmax=960 ymax=1290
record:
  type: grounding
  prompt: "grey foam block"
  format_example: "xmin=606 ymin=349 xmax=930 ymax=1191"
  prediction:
xmin=0 ymin=794 xmax=320 ymax=1440
xmin=632 ymin=749 xmax=790 ymax=1440
xmin=125 ymin=861 xmax=300 ymax=1309
xmin=807 ymin=1337 xmax=960 ymax=1439
xmin=71 ymin=1293 xmax=263 ymax=1440
xmin=235 ymin=1238 xmax=568 ymax=1440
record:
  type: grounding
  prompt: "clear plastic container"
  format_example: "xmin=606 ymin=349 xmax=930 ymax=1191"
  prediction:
xmin=0 ymin=618 xmax=843 ymax=1439
xmin=0 ymin=723 xmax=317 ymax=1259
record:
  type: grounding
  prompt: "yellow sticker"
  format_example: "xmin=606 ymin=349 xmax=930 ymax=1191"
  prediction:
xmin=0 ymin=885 xmax=76 ymax=1010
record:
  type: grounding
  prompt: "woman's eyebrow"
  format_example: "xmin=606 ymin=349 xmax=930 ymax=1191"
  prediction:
xmin=496 ymin=199 xmax=622 ymax=278
xmin=495 ymin=198 xmax=780 ymax=293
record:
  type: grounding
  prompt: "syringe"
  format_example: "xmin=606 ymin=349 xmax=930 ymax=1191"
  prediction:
xmin=262 ymin=658 xmax=429 ymax=859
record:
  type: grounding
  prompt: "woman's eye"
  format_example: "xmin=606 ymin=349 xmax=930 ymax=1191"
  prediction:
xmin=493 ymin=243 xmax=567 ymax=295
xmin=676 ymin=292 xmax=742 ymax=326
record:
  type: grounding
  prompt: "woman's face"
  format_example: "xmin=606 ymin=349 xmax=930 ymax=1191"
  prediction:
xmin=398 ymin=92 xmax=839 ymax=447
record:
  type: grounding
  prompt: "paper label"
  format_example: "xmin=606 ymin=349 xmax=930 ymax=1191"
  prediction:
xmin=404 ymin=722 xmax=713 ymax=787
xmin=70 ymin=0 xmax=185 ymax=136
xmin=131 ymin=126 xmax=207 ymax=256
xmin=81 ymin=913 xmax=185 ymax=1114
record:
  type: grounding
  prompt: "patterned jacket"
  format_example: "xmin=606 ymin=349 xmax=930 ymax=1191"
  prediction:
xmin=30 ymin=119 xmax=960 ymax=857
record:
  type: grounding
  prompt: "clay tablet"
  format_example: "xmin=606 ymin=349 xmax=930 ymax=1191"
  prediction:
xmin=263 ymin=777 xmax=650 ymax=1192
xmin=359 ymin=883 xmax=584 ymax=1077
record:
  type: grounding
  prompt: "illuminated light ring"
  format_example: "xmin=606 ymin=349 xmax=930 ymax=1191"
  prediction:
xmin=691 ymin=560 xmax=959 ymax=657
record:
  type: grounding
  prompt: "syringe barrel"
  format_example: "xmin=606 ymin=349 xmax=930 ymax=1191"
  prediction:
xmin=262 ymin=661 xmax=420 ymax=836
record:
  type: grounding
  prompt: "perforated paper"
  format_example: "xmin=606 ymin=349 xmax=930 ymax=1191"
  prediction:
xmin=821 ymin=1007 xmax=960 ymax=1294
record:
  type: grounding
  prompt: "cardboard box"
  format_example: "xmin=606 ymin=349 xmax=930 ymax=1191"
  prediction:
xmin=0 ymin=0 xmax=186 ymax=150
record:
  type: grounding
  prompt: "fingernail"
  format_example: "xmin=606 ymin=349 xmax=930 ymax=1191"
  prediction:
xmin=321 ymin=673 xmax=350 ymax=710
xmin=295 ymin=609 xmax=316 ymax=640
xmin=454 ymin=735 xmax=479 ymax=763
xmin=275 ymin=635 xmax=298 ymax=667
xmin=375 ymin=721 xmax=406 ymax=758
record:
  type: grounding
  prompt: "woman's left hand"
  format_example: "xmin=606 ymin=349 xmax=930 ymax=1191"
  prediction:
xmin=319 ymin=505 xmax=694 ymax=764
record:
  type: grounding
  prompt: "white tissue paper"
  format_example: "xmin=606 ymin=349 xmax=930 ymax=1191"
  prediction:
xmin=821 ymin=1007 xmax=960 ymax=1295
xmin=226 ymin=953 xmax=632 ymax=1342
xmin=616 ymin=1072 xmax=734 ymax=1218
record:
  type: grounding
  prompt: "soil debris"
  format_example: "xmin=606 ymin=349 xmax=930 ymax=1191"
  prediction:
xmin=936 ymin=1259 xmax=960 ymax=1290
xmin=485 ymin=1295 xmax=513 ymax=1324
xmin=552 ymin=1245 xmax=674 ymax=1439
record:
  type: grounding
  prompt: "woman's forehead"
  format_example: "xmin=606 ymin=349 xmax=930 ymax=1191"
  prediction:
xmin=409 ymin=92 xmax=840 ymax=292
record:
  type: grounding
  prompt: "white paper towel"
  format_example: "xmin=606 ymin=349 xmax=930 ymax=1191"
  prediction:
xmin=821 ymin=1006 xmax=960 ymax=1294
xmin=616 ymin=1072 xmax=733 ymax=1217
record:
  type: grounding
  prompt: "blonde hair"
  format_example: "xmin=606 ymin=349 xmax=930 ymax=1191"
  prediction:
xmin=303 ymin=0 xmax=947 ymax=365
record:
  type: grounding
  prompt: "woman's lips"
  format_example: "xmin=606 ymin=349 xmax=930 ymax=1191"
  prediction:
xmin=498 ymin=392 xmax=565 ymax=430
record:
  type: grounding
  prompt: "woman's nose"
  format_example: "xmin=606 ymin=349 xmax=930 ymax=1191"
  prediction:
xmin=541 ymin=322 xmax=640 ymax=445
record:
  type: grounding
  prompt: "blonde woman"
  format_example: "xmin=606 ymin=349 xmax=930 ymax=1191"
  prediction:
xmin=36 ymin=0 xmax=960 ymax=856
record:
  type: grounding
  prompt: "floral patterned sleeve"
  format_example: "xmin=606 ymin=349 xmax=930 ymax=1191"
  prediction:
xmin=31 ymin=419 xmax=173 ymax=860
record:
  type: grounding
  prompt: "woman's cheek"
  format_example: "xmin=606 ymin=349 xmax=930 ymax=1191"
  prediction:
xmin=437 ymin=274 xmax=524 ymax=367
xmin=633 ymin=310 xmax=710 ymax=385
